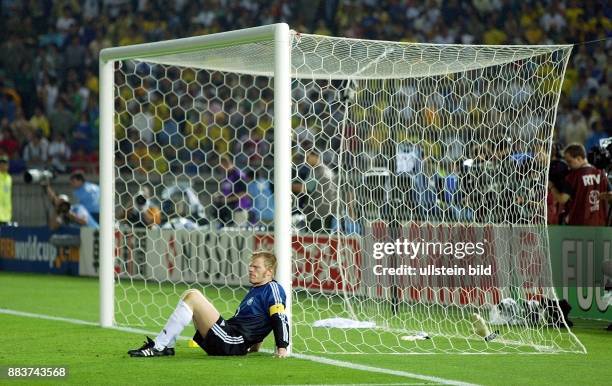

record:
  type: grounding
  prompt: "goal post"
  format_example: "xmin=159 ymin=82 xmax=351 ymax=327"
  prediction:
xmin=99 ymin=55 xmax=114 ymax=328
xmin=272 ymin=23 xmax=293 ymax=351
xmin=99 ymin=23 xmax=585 ymax=354
xmin=99 ymin=23 xmax=294 ymax=331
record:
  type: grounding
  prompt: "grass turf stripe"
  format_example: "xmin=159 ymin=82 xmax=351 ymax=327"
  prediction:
xmin=0 ymin=307 xmax=478 ymax=386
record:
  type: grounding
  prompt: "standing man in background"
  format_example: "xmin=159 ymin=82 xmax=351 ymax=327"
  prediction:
xmin=69 ymin=169 xmax=100 ymax=223
xmin=45 ymin=184 xmax=98 ymax=230
xmin=213 ymin=155 xmax=252 ymax=227
xmin=299 ymin=149 xmax=337 ymax=233
xmin=550 ymin=143 xmax=611 ymax=226
xmin=0 ymin=155 xmax=12 ymax=225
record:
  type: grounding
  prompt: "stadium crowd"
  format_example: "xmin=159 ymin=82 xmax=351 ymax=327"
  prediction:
xmin=0 ymin=0 xmax=610 ymax=228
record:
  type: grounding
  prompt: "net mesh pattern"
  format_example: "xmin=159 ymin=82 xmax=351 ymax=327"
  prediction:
xmin=109 ymin=31 xmax=583 ymax=354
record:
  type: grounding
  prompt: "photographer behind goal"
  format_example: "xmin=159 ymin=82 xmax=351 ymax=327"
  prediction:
xmin=45 ymin=183 xmax=98 ymax=230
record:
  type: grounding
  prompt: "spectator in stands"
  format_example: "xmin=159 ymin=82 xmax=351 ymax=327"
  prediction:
xmin=541 ymin=2 xmax=566 ymax=32
xmin=64 ymin=35 xmax=87 ymax=72
xmin=443 ymin=161 xmax=473 ymax=222
xmin=0 ymin=89 xmax=17 ymax=122
xmin=14 ymin=61 xmax=36 ymax=118
xmin=56 ymin=5 xmax=77 ymax=37
xmin=0 ymin=0 xmax=610 ymax=230
xmin=235 ymin=131 xmax=269 ymax=173
xmin=22 ymin=129 xmax=49 ymax=168
xmin=331 ymin=191 xmax=362 ymax=235
xmin=10 ymin=107 xmax=32 ymax=139
xmin=248 ymin=169 xmax=274 ymax=227
xmin=585 ymin=119 xmax=607 ymax=151
xmin=514 ymin=160 xmax=542 ymax=224
xmin=128 ymin=140 xmax=148 ymax=174
xmin=0 ymin=155 xmax=12 ymax=225
xmin=66 ymin=78 xmax=88 ymax=116
xmin=0 ymin=127 xmax=20 ymax=159
xmin=213 ymin=155 xmax=251 ymax=227
xmin=184 ymin=150 xmax=207 ymax=176
xmin=550 ymin=144 xmax=611 ymax=226
xmin=70 ymin=143 xmax=98 ymax=174
xmin=292 ymin=152 xmax=311 ymax=215
xmin=48 ymin=132 xmax=71 ymax=173
xmin=298 ymin=148 xmax=337 ymax=233
xmin=48 ymin=99 xmax=76 ymax=140
xmin=45 ymin=184 xmax=98 ymax=230
xmin=38 ymin=74 xmax=59 ymax=115
xmin=73 ymin=112 xmax=93 ymax=152
xmin=69 ymin=170 xmax=100 ymax=222
xmin=547 ymin=144 xmax=569 ymax=225
xmin=412 ymin=156 xmax=443 ymax=221
xmin=0 ymin=118 xmax=10 ymax=136
xmin=157 ymin=108 xmax=181 ymax=147
xmin=29 ymin=104 xmax=50 ymax=138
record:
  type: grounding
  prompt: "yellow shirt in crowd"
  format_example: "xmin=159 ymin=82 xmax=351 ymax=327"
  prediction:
xmin=0 ymin=172 xmax=12 ymax=223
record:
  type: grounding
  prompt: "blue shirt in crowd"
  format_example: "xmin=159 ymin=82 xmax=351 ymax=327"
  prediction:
xmin=73 ymin=182 xmax=100 ymax=215
xmin=248 ymin=177 xmax=274 ymax=223
xmin=70 ymin=204 xmax=99 ymax=229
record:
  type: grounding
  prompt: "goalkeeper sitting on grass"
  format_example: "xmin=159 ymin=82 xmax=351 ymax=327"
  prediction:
xmin=128 ymin=251 xmax=289 ymax=357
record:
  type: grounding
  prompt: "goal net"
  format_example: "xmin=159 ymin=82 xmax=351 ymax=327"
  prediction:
xmin=100 ymin=24 xmax=585 ymax=354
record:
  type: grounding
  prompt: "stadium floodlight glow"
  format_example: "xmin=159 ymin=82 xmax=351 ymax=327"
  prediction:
xmin=99 ymin=23 xmax=585 ymax=354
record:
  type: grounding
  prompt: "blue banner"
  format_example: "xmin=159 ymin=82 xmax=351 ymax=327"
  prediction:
xmin=0 ymin=227 xmax=81 ymax=275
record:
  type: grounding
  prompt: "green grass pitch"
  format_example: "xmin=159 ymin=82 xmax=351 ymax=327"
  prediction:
xmin=0 ymin=272 xmax=610 ymax=385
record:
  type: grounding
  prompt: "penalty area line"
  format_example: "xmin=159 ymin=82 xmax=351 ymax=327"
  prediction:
xmin=0 ymin=308 xmax=478 ymax=386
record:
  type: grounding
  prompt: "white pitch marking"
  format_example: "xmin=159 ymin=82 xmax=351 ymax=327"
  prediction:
xmin=278 ymin=384 xmax=430 ymax=386
xmin=0 ymin=308 xmax=478 ymax=386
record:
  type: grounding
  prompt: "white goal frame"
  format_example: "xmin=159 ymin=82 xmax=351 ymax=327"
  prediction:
xmin=99 ymin=23 xmax=584 ymax=355
xmin=98 ymin=24 xmax=294 ymax=345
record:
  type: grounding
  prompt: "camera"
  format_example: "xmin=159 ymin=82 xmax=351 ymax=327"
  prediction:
xmin=24 ymin=169 xmax=54 ymax=184
xmin=126 ymin=191 xmax=152 ymax=228
xmin=587 ymin=137 xmax=612 ymax=171
xmin=58 ymin=201 xmax=71 ymax=215
xmin=133 ymin=192 xmax=148 ymax=210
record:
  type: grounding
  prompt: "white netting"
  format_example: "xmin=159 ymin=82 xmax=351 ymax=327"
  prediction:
xmin=140 ymin=34 xmax=568 ymax=80
xmin=109 ymin=30 xmax=584 ymax=354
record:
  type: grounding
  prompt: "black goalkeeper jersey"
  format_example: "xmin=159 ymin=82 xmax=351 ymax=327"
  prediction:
xmin=227 ymin=280 xmax=289 ymax=348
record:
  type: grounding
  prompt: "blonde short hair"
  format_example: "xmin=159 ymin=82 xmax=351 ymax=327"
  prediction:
xmin=563 ymin=143 xmax=586 ymax=159
xmin=251 ymin=251 xmax=277 ymax=274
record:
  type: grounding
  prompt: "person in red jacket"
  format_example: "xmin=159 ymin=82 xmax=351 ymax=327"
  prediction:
xmin=551 ymin=143 xmax=610 ymax=226
xmin=0 ymin=126 xmax=20 ymax=158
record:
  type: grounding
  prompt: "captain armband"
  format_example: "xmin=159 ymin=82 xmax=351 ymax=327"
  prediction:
xmin=269 ymin=304 xmax=285 ymax=316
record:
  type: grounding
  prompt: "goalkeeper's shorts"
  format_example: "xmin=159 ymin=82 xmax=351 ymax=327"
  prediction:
xmin=193 ymin=316 xmax=249 ymax=356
